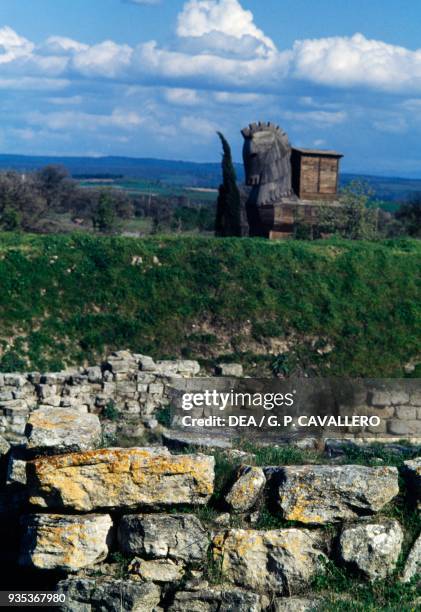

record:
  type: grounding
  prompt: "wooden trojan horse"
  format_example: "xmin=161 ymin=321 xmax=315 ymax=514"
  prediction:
xmin=241 ymin=122 xmax=343 ymax=238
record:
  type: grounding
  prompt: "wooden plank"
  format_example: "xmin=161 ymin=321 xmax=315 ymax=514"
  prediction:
xmin=301 ymin=157 xmax=320 ymax=194
xmin=269 ymin=230 xmax=292 ymax=240
xmin=319 ymin=158 xmax=338 ymax=194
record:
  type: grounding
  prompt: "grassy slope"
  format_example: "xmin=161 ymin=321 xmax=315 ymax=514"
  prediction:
xmin=0 ymin=233 xmax=419 ymax=375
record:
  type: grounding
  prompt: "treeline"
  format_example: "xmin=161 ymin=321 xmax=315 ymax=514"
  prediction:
xmin=0 ymin=163 xmax=419 ymax=238
xmin=0 ymin=165 xmax=215 ymax=234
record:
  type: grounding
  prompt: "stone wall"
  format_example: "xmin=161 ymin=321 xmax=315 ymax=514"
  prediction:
xmin=1 ymin=350 xmax=420 ymax=446
xmin=0 ymin=351 xmax=200 ymax=443
xmin=0 ymin=352 xmax=419 ymax=610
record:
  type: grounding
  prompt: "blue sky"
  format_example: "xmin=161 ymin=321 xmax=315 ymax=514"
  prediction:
xmin=1 ymin=0 xmax=421 ymax=176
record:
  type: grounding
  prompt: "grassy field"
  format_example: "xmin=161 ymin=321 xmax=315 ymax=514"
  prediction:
xmin=0 ymin=233 xmax=418 ymax=375
xmin=79 ymin=177 xmax=218 ymax=202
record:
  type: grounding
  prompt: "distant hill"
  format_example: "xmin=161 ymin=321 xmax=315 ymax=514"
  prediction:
xmin=1 ymin=153 xmax=421 ymax=203
xmin=0 ymin=153 xmax=224 ymax=188
xmin=341 ymin=174 xmax=421 ymax=204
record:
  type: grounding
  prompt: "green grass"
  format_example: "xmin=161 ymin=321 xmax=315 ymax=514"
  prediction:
xmin=313 ymin=559 xmax=419 ymax=611
xmin=0 ymin=233 xmax=418 ymax=373
xmin=242 ymin=442 xmax=324 ymax=466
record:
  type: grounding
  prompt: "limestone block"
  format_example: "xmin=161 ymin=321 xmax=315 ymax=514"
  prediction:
xmin=213 ymin=529 xmax=326 ymax=594
xmin=87 ymin=366 xmax=102 ymax=383
xmin=20 ymin=514 xmax=113 ymax=571
xmin=57 ymin=577 xmax=160 ymax=612
xmin=7 ymin=456 xmax=27 ymax=485
xmin=1 ymin=399 xmax=29 ymax=413
xmin=401 ymin=533 xmax=421 ymax=583
xmin=0 ymin=434 xmax=10 ymax=456
xmin=175 ymin=360 xmax=201 ymax=376
xmin=394 ymin=406 xmax=417 ymax=420
xmin=225 ymin=466 xmax=266 ymax=513
xmin=38 ymin=384 xmax=57 ymax=399
xmin=274 ymin=598 xmax=321 ymax=612
xmin=28 ymin=448 xmax=215 ymax=511
xmin=128 ymin=558 xmax=184 ymax=583
xmin=340 ymin=520 xmax=403 ymax=580
xmin=268 ymin=465 xmax=399 ymax=524
xmin=41 ymin=397 xmax=62 ymax=407
xmin=388 ymin=420 xmax=421 ymax=435
xmin=410 ymin=392 xmax=421 ymax=407
xmin=216 ymin=363 xmax=244 ymax=377
xmin=125 ymin=400 xmax=141 ymax=414
xmin=118 ymin=513 xmax=208 ymax=563
xmin=0 ymin=391 xmax=14 ymax=402
xmin=138 ymin=355 xmax=157 ymax=372
xmin=26 ymin=407 xmax=102 ymax=454
xmin=136 ymin=373 xmax=156 ymax=384
xmin=169 ymin=586 xmax=263 ymax=611
xmin=4 ymin=374 xmax=27 ymax=387
xmin=148 ymin=383 xmax=164 ymax=395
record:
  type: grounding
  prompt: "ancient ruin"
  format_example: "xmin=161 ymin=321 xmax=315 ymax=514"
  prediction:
xmin=242 ymin=122 xmax=343 ymax=239
xmin=0 ymin=350 xmax=419 ymax=609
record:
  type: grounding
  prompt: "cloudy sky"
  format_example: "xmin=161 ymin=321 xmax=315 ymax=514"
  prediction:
xmin=1 ymin=0 xmax=421 ymax=175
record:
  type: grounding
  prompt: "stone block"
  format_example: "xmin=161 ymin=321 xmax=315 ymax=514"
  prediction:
xmin=216 ymin=363 xmax=244 ymax=377
xmin=388 ymin=420 xmax=421 ymax=436
xmin=26 ymin=407 xmax=102 ymax=455
xmin=340 ymin=520 xmax=403 ymax=580
xmin=20 ymin=514 xmax=113 ymax=572
xmin=28 ymin=448 xmax=215 ymax=511
xmin=268 ymin=464 xmax=399 ymax=524
xmin=394 ymin=406 xmax=417 ymax=420
xmin=169 ymin=586 xmax=263 ymax=611
xmin=401 ymin=533 xmax=421 ymax=583
xmin=118 ymin=513 xmax=208 ymax=563
xmin=225 ymin=466 xmax=266 ymax=513
xmin=213 ymin=529 xmax=326 ymax=594
xmin=57 ymin=578 xmax=161 ymax=612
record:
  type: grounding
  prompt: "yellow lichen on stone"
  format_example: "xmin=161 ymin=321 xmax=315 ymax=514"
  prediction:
xmin=28 ymin=448 xmax=215 ymax=510
xmin=212 ymin=528 xmax=325 ymax=593
xmin=20 ymin=514 xmax=113 ymax=572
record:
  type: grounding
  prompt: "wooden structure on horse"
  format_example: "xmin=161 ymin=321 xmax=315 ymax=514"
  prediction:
xmin=241 ymin=122 xmax=343 ymax=239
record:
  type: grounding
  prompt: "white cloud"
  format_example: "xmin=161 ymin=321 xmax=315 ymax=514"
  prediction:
xmin=28 ymin=109 xmax=143 ymax=132
xmin=292 ymin=33 xmax=421 ymax=93
xmin=212 ymin=91 xmax=265 ymax=104
xmin=48 ymin=95 xmax=83 ymax=105
xmin=373 ymin=115 xmax=408 ymax=134
xmin=281 ymin=110 xmax=347 ymax=127
xmin=177 ymin=0 xmax=275 ymax=57
xmin=39 ymin=36 xmax=89 ymax=55
xmin=0 ymin=26 xmax=33 ymax=64
xmin=3 ymin=1 xmax=421 ymax=165
xmin=5 ymin=12 xmax=421 ymax=98
xmin=164 ymin=88 xmax=201 ymax=106
xmin=180 ymin=115 xmax=218 ymax=137
xmin=0 ymin=77 xmax=69 ymax=90
xmin=132 ymin=40 xmax=289 ymax=90
xmin=71 ymin=41 xmax=132 ymax=77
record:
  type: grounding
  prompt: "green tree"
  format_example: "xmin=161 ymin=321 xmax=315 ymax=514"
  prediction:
xmin=35 ymin=164 xmax=73 ymax=210
xmin=0 ymin=171 xmax=47 ymax=231
xmin=317 ymin=180 xmax=379 ymax=240
xmin=395 ymin=196 xmax=421 ymax=237
xmin=92 ymin=192 xmax=117 ymax=234
xmin=0 ymin=205 xmax=21 ymax=231
xmin=215 ymin=132 xmax=242 ymax=237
